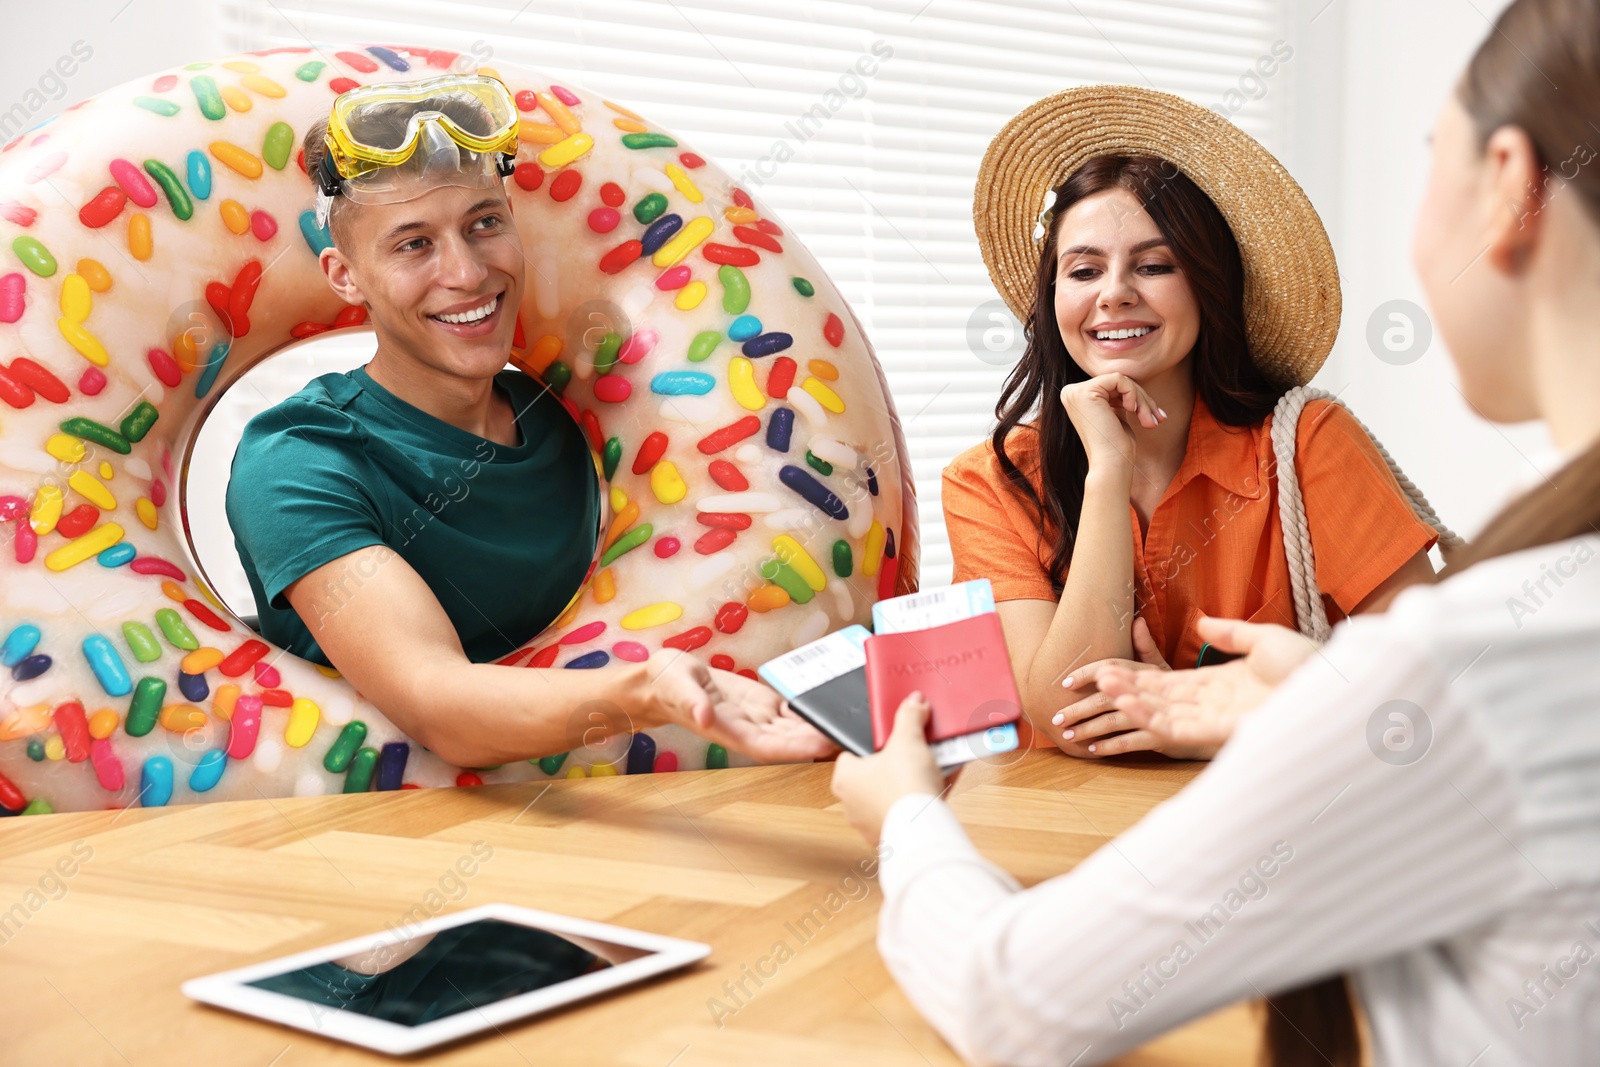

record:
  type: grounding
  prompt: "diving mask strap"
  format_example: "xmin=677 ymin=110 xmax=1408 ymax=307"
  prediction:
xmin=314 ymin=150 xmax=341 ymax=232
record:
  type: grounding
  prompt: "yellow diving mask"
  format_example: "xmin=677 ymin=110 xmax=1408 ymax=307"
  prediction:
xmin=313 ymin=74 xmax=519 ymax=228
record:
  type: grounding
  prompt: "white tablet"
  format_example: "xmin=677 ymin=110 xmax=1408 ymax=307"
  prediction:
xmin=182 ymin=903 xmax=711 ymax=1055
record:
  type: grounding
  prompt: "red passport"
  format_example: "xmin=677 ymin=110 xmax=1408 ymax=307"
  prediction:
xmin=864 ymin=612 xmax=1023 ymax=749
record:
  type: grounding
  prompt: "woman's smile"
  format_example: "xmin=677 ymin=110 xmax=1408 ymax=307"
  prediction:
xmin=1085 ymin=320 xmax=1161 ymax=353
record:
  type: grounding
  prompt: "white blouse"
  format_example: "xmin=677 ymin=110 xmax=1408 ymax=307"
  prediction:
xmin=877 ymin=534 xmax=1600 ymax=1067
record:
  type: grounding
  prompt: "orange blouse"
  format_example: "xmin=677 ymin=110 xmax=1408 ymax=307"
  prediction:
xmin=943 ymin=393 xmax=1438 ymax=687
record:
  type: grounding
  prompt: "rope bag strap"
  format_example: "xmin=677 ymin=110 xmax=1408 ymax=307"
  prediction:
xmin=1270 ymin=385 xmax=1466 ymax=642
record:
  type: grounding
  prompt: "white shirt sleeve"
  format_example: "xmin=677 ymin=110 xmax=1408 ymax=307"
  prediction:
xmin=875 ymin=612 xmax=1538 ymax=1067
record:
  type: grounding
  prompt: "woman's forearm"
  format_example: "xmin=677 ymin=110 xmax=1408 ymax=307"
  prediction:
xmin=1018 ymin=470 xmax=1136 ymax=723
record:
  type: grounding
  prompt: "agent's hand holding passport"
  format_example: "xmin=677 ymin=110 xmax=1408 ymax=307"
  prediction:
xmin=759 ymin=580 xmax=1022 ymax=769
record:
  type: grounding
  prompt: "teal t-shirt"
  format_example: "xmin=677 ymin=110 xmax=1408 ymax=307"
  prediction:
xmin=225 ymin=365 xmax=600 ymax=667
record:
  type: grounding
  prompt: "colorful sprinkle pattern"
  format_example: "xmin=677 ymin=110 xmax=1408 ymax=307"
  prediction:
xmin=0 ymin=46 xmax=913 ymax=813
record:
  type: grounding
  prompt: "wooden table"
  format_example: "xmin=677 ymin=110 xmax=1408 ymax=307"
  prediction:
xmin=0 ymin=749 xmax=1259 ymax=1065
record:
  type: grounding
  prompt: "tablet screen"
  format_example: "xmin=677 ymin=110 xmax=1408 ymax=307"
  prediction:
xmin=246 ymin=918 xmax=655 ymax=1028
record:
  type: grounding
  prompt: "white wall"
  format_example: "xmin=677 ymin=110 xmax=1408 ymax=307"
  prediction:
xmin=0 ymin=0 xmax=215 ymax=116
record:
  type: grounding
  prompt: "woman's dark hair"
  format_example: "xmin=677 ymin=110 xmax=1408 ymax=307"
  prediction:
xmin=989 ymin=154 xmax=1284 ymax=594
xmin=1266 ymin=2 xmax=1600 ymax=1065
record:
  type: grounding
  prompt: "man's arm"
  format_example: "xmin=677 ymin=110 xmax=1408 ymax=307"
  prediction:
xmin=286 ymin=545 xmax=835 ymax=768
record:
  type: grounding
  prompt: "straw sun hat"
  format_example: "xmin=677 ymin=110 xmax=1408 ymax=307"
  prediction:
xmin=974 ymin=84 xmax=1340 ymax=386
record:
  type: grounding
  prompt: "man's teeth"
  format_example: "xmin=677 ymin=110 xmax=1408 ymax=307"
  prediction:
xmin=1095 ymin=326 xmax=1154 ymax=340
xmin=432 ymin=294 xmax=499 ymax=324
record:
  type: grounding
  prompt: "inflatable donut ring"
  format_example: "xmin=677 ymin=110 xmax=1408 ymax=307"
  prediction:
xmin=0 ymin=45 xmax=918 ymax=814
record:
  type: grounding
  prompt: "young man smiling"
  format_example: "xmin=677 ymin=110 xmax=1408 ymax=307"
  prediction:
xmin=226 ymin=76 xmax=831 ymax=769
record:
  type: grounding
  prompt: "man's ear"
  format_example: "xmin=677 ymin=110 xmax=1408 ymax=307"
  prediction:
xmin=1483 ymin=123 xmax=1547 ymax=276
xmin=319 ymin=246 xmax=367 ymax=307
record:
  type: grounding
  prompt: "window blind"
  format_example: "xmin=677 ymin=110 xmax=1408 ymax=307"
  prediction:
xmin=211 ymin=0 xmax=1295 ymax=589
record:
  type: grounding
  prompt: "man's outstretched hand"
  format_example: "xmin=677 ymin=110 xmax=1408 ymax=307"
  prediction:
xmin=646 ymin=651 xmax=838 ymax=763
xmin=1095 ymin=615 xmax=1319 ymax=757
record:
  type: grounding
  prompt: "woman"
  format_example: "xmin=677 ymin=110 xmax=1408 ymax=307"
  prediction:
xmin=944 ymin=91 xmax=1444 ymax=759
xmin=834 ymin=0 xmax=1600 ymax=1063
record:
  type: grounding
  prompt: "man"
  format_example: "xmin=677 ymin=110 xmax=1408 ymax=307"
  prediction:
xmin=226 ymin=75 xmax=831 ymax=769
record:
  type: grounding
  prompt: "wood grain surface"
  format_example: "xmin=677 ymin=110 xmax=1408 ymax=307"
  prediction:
xmin=0 ymin=749 xmax=1262 ymax=1066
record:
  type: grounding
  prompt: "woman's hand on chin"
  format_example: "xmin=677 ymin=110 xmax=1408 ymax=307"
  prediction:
xmin=831 ymin=693 xmax=954 ymax=847
xmin=1059 ymin=372 xmax=1167 ymax=474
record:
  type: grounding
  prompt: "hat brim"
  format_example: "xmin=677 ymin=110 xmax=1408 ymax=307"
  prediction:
xmin=974 ymin=84 xmax=1340 ymax=386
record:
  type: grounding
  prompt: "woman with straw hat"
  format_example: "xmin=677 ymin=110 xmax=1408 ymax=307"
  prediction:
xmin=941 ymin=85 xmax=1458 ymax=760
xmin=832 ymin=0 xmax=1600 ymax=1062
